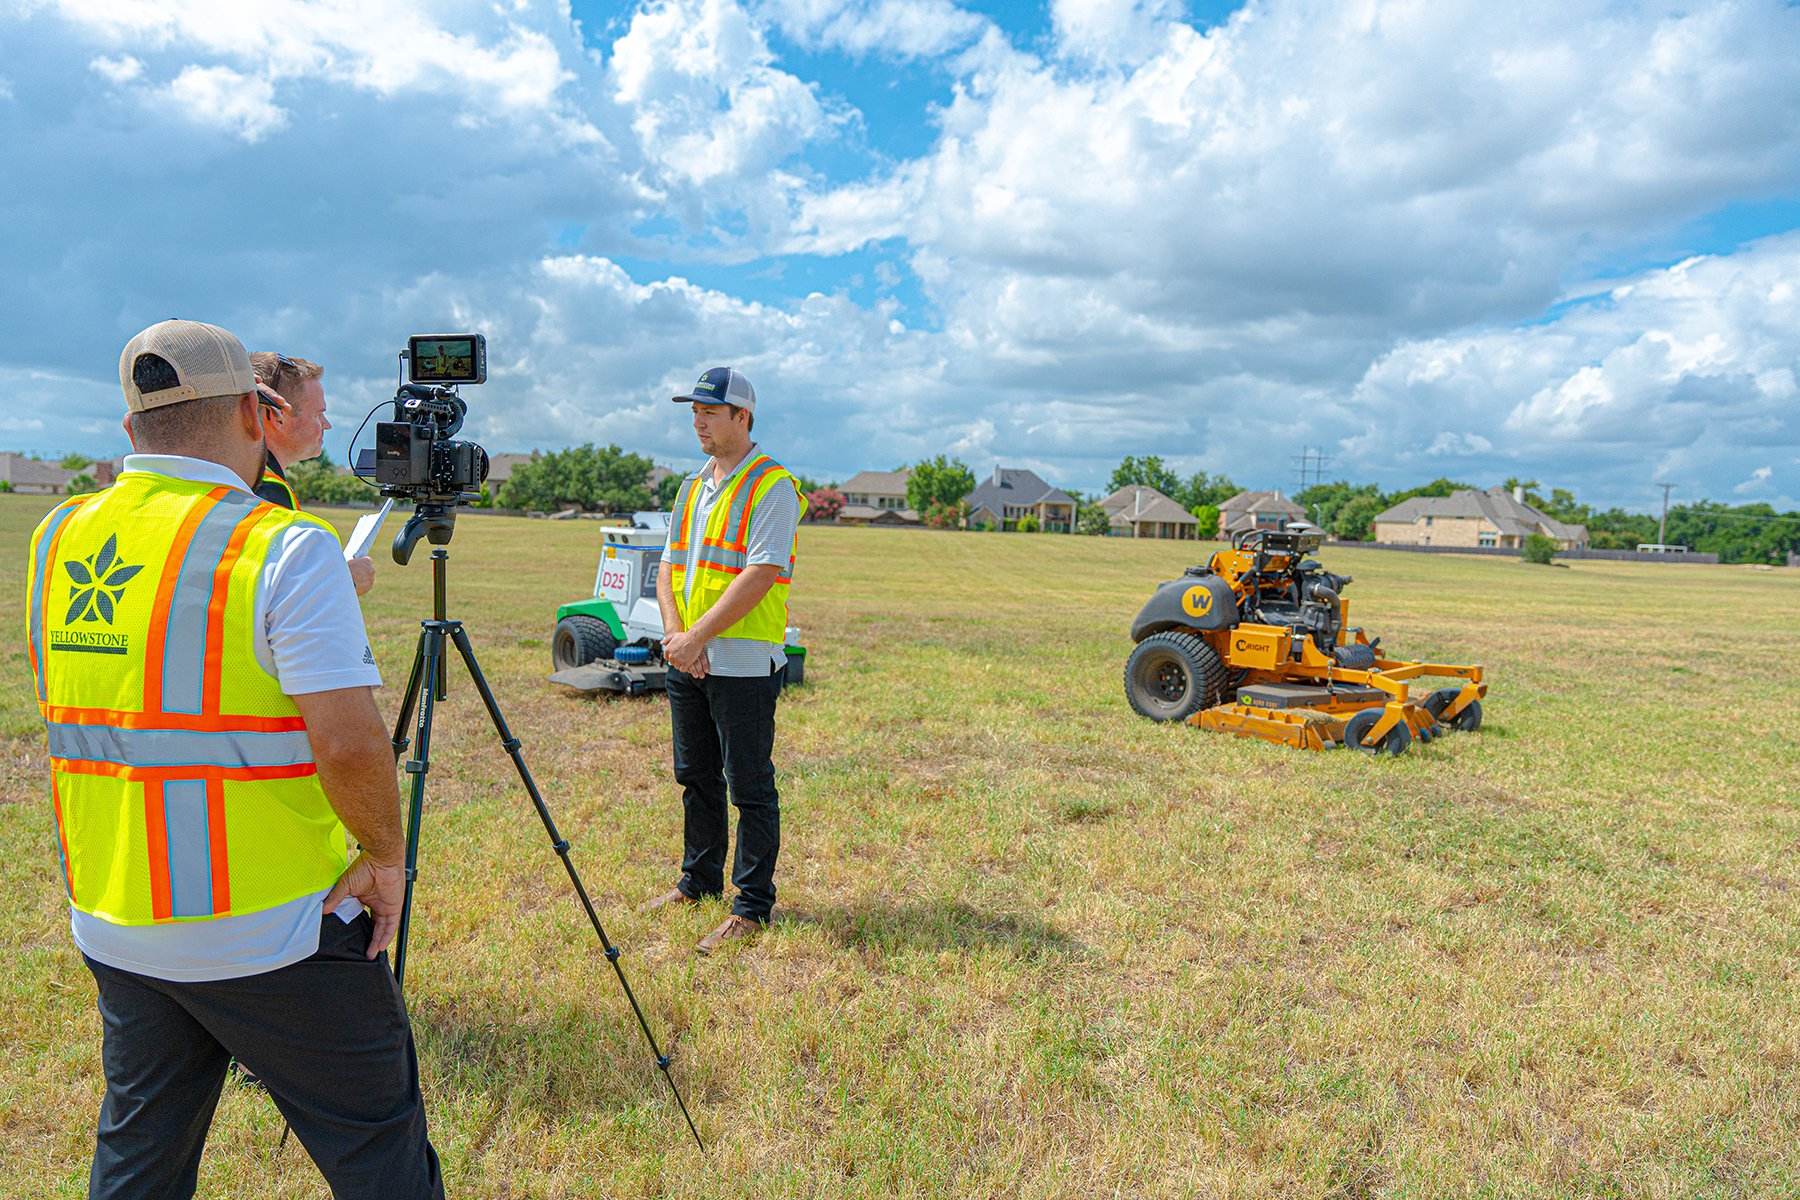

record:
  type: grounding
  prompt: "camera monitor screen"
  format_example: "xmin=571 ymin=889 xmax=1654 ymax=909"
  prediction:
xmin=408 ymin=335 xmax=487 ymax=386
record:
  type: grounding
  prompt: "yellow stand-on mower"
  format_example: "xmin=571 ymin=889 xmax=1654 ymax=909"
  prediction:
xmin=1123 ymin=526 xmax=1486 ymax=755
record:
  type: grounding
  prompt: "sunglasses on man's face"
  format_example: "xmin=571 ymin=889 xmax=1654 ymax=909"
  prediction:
xmin=255 ymin=354 xmax=297 ymax=408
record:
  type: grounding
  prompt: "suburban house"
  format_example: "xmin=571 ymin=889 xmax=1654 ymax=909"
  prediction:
xmin=1217 ymin=489 xmax=1304 ymax=537
xmin=483 ymin=453 xmax=535 ymax=496
xmin=964 ymin=467 xmax=1076 ymax=532
xmin=1372 ymin=486 xmax=1589 ymax=550
xmin=1099 ymin=485 xmax=1201 ymax=539
xmin=0 ymin=452 xmax=85 ymax=494
xmin=837 ymin=468 xmax=920 ymax=525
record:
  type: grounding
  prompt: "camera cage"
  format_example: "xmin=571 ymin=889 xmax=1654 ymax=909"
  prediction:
xmin=347 ymin=336 xmax=492 ymax=564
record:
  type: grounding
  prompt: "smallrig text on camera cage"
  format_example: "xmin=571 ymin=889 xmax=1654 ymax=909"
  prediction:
xmin=342 ymin=335 xmax=704 ymax=1152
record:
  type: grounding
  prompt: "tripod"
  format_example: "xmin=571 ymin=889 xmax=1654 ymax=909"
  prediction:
xmin=385 ymin=543 xmax=702 ymax=1152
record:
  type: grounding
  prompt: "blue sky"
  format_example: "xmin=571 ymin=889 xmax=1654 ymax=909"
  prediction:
xmin=2 ymin=0 xmax=1798 ymax=512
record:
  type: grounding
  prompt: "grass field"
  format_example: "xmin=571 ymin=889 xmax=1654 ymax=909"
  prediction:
xmin=3 ymin=491 xmax=1799 ymax=1198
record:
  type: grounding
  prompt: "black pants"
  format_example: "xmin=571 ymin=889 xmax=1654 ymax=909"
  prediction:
xmin=667 ymin=663 xmax=784 ymax=921
xmin=84 ymin=912 xmax=443 ymax=1200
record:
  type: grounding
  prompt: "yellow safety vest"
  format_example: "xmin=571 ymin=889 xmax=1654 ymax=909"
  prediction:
xmin=258 ymin=464 xmax=298 ymax=510
xmin=26 ymin=472 xmax=349 ymax=925
xmin=667 ymin=453 xmax=807 ymax=643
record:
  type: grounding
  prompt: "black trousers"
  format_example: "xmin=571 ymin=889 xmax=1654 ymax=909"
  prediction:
xmin=666 ymin=663 xmax=785 ymax=921
xmin=83 ymin=911 xmax=443 ymax=1200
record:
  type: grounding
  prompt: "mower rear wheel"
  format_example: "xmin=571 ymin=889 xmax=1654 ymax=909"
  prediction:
xmin=1344 ymin=708 xmax=1412 ymax=756
xmin=1124 ymin=632 xmax=1226 ymax=722
xmin=551 ymin=615 xmax=618 ymax=671
xmin=1423 ymin=687 xmax=1483 ymax=733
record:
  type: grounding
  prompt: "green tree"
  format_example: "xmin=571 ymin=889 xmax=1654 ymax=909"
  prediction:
xmin=1295 ymin=480 xmax=1380 ymax=533
xmin=0 ymin=480 xmax=14 ymax=494
xmin=66 ymin=473 xmax=98 ymax=495
xmin=1522 ymin=534 xmax=1558 ymax=564
xmin=1016 ymin=513 xmax=1040 ymax=533
xmin=1333 ymin=494 xmax=1386 ymax=542
xmin=1107 ymin=455 xmax=1181 ymax=498
xmin=907 ymin=456 xmax=977 ymax=512
xmin=497 ymin=444 xmax=656 ymax=513
xmin=1190 ymin=503 xmax=1220 ymax=538
xmin=1177 ymin=471 xmax=1240 ymax=509
xmin=288 ymin=454 xmax=371 ymax=506
xmin=656 ymin=472 xmax=685 ymax=508
xmin=1665 ymin=501 xmax=1800 ymax=564
xmin=1077 ymin=503 xmax=1114 ymax=536
xmin=59 ymin=453 xmax=94 ymax=470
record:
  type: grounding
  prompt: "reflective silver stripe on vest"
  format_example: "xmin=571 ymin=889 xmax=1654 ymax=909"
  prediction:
xmin=695 ymin=545 xmax=748 ymax=572
xmin=160 ymin=491 xmax=262 ymax=715
xmin=668 ymin=476 xmax=700 ymax=551
xmin=29 ymin=502 xmax=82 ymax=703
xmin=45 ymin=723 xmax=315 ymax=770
xmin=162 ymin=778 xmax=215 ymax=919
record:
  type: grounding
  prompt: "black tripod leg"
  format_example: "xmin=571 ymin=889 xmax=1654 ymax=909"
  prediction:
xmin=391 ymin=638 xmax=426 ymax=759
xmin=392 ymin=623 xmax=446 ymax=989
xmin=446 ymin=624 xmax=705 ymax=1153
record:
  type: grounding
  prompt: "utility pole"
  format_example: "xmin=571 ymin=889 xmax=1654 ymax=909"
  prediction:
xmin=1292 ymin=446 xmax=1329 ymax=493
xmin=1656 ymin=481 xmax=1675 ymax=547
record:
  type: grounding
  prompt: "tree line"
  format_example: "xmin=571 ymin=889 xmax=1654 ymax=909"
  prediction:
xmin=257 ymin=444 xmax=1800 ymax=565
xmin=1292 ymin=475 xmax=1800 ymax=565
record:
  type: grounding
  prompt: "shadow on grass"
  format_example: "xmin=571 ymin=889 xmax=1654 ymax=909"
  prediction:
xmin=790 ymin=899 xmax=1085 ymax=962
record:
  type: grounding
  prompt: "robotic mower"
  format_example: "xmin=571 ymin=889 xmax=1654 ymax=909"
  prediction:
xmin=548 ymin=512 xmax=806 ymax=697
xmin=1123 ymin=526 xmax=1485 ymax=755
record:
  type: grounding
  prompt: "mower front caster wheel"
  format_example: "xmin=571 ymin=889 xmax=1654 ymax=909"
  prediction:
xmin=1343 ymin=708 xmax=1412 ymax=756
xmin=1423 ymin=686 xmax=1483 ymax=732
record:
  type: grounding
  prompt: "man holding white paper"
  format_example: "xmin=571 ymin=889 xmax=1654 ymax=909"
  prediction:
xmin=249 ymin=351 xmax=377 ymax=596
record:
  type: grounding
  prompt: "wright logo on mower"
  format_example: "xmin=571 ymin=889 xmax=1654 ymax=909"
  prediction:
xmin=1123 ymin=525 xmax=1485 ymax=756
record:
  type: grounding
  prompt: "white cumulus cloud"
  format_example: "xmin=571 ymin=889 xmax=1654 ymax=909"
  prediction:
xmin=761 ymin=0 xmax=989 ymax=60
xmin=162 ymin=65 xmax=288 ymax=141
xmin=88 ymin=54 xmax=143 ymax=84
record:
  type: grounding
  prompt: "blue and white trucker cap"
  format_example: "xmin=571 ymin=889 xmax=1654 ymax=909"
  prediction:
xmin=672 ymin=366 xmax=755 ymax=414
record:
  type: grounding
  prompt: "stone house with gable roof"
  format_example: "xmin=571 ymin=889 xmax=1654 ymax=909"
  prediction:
xmin=964 ymin=467 xmax=1076 ymax=532
xmin=1217 ymin=489 xmax=1305 ymax=538
xmin=0 ymin=452 xmax=83 ymax=494
xmin=1372 ymin=486 xmax=1588 ymax=550
xmin=836 ymin=468 xmax=920 ymax=525
xmin=1099 ymin=485 xmax=1201 ymax=539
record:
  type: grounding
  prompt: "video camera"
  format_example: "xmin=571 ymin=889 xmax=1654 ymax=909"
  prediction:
xmin=353 ymin=335 xmax=492 ymax=564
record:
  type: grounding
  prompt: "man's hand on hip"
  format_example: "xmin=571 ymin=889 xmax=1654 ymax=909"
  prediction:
xmin=323 ymin=851 xmax=406 ymax=959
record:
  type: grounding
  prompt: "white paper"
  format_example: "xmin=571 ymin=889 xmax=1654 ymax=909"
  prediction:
xmin=345 ymin=499 xmax=396 ymax=561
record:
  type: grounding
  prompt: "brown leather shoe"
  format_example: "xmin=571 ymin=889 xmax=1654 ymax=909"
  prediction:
xmin=695 ymin=913 xmax=763 ymax=955
xmin=639 ymin=886 xmax=699 ymax=915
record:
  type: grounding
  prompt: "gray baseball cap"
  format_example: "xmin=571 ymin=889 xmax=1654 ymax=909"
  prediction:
xmin=672 ymin=366 xmax=755 ymax=413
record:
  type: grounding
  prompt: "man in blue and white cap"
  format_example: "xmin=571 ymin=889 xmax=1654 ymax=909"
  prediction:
xmin=645 ymin=367 xmax=808 ymax=954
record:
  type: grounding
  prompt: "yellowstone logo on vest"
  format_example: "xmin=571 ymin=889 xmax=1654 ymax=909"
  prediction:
xmin=51 ymin=534 xmax=141 ymax=655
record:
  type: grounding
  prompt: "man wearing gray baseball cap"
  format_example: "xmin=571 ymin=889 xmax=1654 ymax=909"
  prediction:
xmin=645 ymin=366 xmax=808 ymax=954
xmin=28 ymin=319 xmax=442 ymax=1197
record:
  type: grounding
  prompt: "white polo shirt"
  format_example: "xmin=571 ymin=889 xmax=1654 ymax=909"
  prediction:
xmin=70 ymin=455 xmax=380 ymax=982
